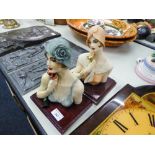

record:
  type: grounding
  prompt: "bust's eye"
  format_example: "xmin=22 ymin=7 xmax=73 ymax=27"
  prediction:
xmin=93 ymin=39 xmax=99 ymax=43
xmin=50 ymin=57 xmax=56 ymax=62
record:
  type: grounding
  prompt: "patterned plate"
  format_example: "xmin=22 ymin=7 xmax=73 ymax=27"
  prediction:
xmin=69 ymin=26 xmax=136 ymax=47
xmin=67 ymin=19 xmax=137 ymax=40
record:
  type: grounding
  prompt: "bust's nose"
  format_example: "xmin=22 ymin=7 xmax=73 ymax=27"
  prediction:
xmin=89 ymin=44 xmax=95 ymax=50
xmin=90 ymin=46 xmax=95 ymax=50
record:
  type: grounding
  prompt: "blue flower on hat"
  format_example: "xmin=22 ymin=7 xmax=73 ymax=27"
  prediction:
xmin=53 ymin=45 xmax=71 ymax=62
xmin=44 ymin=38 xmax=71 ymax=68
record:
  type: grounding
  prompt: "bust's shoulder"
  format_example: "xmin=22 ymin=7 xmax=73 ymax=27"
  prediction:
xmin=73 ymin=79 xmax=84 ymax=93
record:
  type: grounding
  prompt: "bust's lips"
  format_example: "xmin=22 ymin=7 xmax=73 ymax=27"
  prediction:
xmin=47 ymin=67 xmax=57 ymax=79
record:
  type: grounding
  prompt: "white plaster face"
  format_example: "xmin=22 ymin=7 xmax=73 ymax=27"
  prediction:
xmin=46 ymin=54 xmax=64 ymax=74
xmin=88 ymin=36 xmax=102 ymax=52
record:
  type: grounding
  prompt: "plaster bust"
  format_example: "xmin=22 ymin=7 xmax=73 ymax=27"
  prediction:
xmin=72 ymin=25 xmax=113 ymax=85
xmin=36 ymin=38 xmax=84 ymax=107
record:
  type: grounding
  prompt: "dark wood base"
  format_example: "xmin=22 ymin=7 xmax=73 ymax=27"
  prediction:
xmin=30 ymin=77 xmax=116 ymax=134
xmin=84 ymin=78 xmax=116 ymax=105
xmin=71 ymin=84 xmax=135 ymax=135
xmin=31 ymin=94 xmax=93 ymax=134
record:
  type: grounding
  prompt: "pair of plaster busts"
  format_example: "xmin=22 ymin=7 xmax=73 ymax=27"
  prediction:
xmin=36 ymin=25 xmax=113 ymax=107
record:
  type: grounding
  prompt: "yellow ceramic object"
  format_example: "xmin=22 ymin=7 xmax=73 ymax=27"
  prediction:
xmin=91 ymin=108 xmax=155 ymax=135
xmin=91 ymin=93 xmax=155 ymax=135
xmin=0 ymin=19 xmax=4 ymax=24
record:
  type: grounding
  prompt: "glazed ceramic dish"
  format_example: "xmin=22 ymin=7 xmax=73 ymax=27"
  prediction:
xmin=67 ymin=19 xmax=137 ymax=40
xmin=135 ymin=54 xmax=155 ymax=84
xmin=82 ymin=19 xmax=123 ymax=37
xmin=105 ymin=36 xmax=136 ymax=47
xmin=69 ymin=25 xmax=136 ymax=47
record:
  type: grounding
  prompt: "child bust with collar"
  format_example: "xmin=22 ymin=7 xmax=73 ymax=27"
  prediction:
xmin=36 ymin=38 xmax=84 ymax=107
xmin=72 ymin=25 xmax=113 ymax=85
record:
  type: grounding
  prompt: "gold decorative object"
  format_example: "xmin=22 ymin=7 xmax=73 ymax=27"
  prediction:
xmin=3 ymin=19 xmax=20 ymax=29
xmin=0 ymin=19 xmax=4 ymax=25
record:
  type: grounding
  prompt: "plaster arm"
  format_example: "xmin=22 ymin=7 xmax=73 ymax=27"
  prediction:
xmin=71 ymin=62 xmax=83 ymax=77
xmin=79 ymin=59 xmax=96 ymax=78
xmin=72 ymin=80 xmax=84 ymax=105
xmin=36 ymin=73 xmax=58 ymax=98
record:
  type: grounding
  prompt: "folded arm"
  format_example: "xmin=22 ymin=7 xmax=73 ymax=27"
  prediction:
xmin=36 ymin=73 xmax=58 ymax=98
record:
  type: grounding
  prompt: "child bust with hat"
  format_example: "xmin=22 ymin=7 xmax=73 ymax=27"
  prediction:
xmin=72 ymin=25 xmax=113 ymax=85
xmin=36 ymin=38 xmax=84 ymax=107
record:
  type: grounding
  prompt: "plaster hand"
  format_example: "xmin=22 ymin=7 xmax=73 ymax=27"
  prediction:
xmin=37 ymin=72 xmax=50 ymax=92
xmin=88 ymin=51 xmax=95 ymax=61
xmin=46 ymin=78 xmax=58 ymax=94
xmin=85 ymin=59 xmax=96 ymax=72
xmin=78 ymin=60 xmax=96 ymax=78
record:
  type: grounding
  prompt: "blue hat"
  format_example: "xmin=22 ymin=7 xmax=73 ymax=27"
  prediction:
xmin=44 ymin=38 xmax=71 ymax=68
